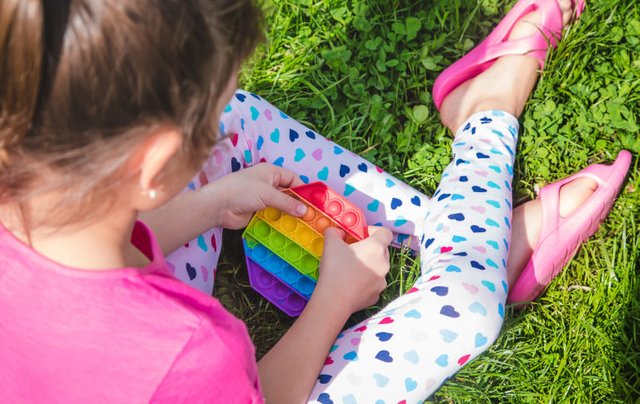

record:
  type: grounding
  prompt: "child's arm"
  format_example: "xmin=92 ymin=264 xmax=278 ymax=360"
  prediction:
xmin=257 ymin=226 xmax=393 ymax=403
xmin=139 ymin=164 xmax=308 ymax=255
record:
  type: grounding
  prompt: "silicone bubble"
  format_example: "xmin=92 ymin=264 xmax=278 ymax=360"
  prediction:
xmin=273 ymin=283 xmax=290 ymax=300
xmin=326 ymin=200 xmax=343 ymax=216
xmin=281 ymin=215 xmax=297 ymax=232
xmin=252 ymin=243 xmax=269 ymax=261
xmin=302 ymin=207 xmax=316 ymax=222
xmin=286 ymin=247 xmax=302 ymax=262
xmin=341 ymin=211 xmax=358 ymax=228
xmin=300 ymin=254 xmax=318 ymax=279
xmin=264 ymin=255 xmax=284 ymax=275
xmin=254 ymin=220 xmax=271 ymax=238
xmin=282 ymin=240 xmax=303 ymax=261
xmin=298 ymin=276 xmax=315 ymax=296
xmin=315 ymin=217 xmax=331 ymax=233
xmin=286 ymin=294 xmax=306 ymax=312
xmin=264 ymin=207 xmax=281 ymax=222
xmin=256 ymin=268 xmax=275 ymax=289
xmin=281 ymin=266 xmax=298 ymax=284
xmin=297 ymin=226 xmax=314 ymax=245
xmin=269 ymin=232 xmax=286 ymax=250
xmin=245 ymin=258 xmax=307 ymax=316
xmin=310 ymin=189 xmax=327 ymax=205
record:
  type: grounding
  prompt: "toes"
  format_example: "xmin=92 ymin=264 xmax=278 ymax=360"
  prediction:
xmin=560 ymin=0 xmax=573 ymax=12
xmin=557 ymin=0 xmax=576 ymax=27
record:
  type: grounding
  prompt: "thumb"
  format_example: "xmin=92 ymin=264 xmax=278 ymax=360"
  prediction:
xmin=367 ymin=225 xmax=394 ymax=246
xmin=323 ymin=227 xmax=346 ymax=243
xmin=263 ymin=187 xmax=308 ymax=217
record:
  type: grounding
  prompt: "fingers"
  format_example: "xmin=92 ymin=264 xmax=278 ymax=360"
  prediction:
xmin=366 ymin=225 xmax=393 ymax=246
xmin=247 ymin=163 xmax=305 ymax=188
xmin=324 ymin=227 xmax=346 ymax=242
xmin=263 ymin=186 xmax=308 ymax=217
xmin=265 ymin=164 xmax=306 ymax=188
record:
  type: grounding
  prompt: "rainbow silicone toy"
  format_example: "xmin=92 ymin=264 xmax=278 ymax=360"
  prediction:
xmin=242 ymin=182 xmax=369 ymax=316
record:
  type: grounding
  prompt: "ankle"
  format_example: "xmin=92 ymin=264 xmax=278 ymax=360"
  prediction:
xmin=439 ymin=56 xmax=539 ymax=132
xmin=440 ymin=91 xmax=519 ymax=133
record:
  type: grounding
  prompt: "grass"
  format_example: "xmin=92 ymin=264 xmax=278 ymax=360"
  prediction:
xmin=214 ymin=0 xmax=640 ymax=401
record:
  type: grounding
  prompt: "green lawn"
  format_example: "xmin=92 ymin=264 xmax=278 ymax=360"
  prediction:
xmin=215 ymin=0 xmax=640 ymax=401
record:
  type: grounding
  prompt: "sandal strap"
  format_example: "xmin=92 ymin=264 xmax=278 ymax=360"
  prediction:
xmin=482 ymin=0 xmax=565 ymax=67
xmin=433 ymin=0 xmax=570 ymax=109
xmin=537 ymin=178 xmax=563 ymax=243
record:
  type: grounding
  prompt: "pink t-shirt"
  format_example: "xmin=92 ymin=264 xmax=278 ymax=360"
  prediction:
xmin=0 ymin=221 xmax=263 ymax=403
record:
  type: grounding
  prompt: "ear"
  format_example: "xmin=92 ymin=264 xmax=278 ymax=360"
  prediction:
xmin=130 ymin=127 xmax=184 ymax=210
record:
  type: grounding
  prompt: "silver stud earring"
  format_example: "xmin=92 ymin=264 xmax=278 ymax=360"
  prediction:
xmin=141 ymin=188 xmax=157 ymax=200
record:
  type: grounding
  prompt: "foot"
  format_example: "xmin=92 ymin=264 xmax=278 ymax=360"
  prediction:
xmin=440 ymin=0 xmax=577 ymax=132
xmin=506 ymin=176 xmax=597 ymax=288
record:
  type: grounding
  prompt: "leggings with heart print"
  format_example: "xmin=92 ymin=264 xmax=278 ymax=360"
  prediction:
xmin=165 ymin=90 xmax=517 ymax=402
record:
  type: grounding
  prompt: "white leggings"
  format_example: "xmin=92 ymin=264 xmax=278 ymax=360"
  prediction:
xmin=167 ymin=90 xmax=518 ymax=402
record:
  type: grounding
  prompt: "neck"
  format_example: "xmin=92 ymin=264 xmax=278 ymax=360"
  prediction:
xmin=0 ymin=203 xmax=149 ymax=270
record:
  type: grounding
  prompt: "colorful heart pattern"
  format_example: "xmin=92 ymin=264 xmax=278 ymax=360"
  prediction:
xmin=165 ymin=92 xmax=517 ymax=403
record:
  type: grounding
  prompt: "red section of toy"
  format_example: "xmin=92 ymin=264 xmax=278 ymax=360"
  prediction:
xmin=288 ymin=182 xmax=369 ymax=241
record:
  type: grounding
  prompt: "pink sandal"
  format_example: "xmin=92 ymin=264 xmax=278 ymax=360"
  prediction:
xmin=432 ymin=0 xmax=586 ymax=110
xmin=508 ymin=150 xmax=632 ymax=304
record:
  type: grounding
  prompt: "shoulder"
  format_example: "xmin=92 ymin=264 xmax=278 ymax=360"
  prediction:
xmin=148 ymin=293 xmax=263 ymax=403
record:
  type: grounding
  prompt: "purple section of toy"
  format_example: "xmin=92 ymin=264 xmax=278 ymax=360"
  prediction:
xmin=243 ymin=237 xmax=316 ymax=299
xmin=245 ymin=257 xmax=307 ymax=316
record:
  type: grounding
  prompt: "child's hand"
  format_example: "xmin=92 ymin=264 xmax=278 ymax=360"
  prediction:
xmin=315 ymin=225 xmax=393 ymax=315
xmin=138 ymin=163 xmax=307 ymax=255
xmin=207 ymin=163 xmax=308 ymax=229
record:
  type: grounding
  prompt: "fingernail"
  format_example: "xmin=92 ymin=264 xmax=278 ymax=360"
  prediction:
xmin=296 ymin=204 xmax=307 ymax=216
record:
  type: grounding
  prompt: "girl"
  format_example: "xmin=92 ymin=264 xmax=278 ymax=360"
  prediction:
xmin=0 ymin=0 xmax=629 ymax=403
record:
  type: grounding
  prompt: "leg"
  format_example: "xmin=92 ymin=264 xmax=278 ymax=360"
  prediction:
xmin=438 ymin=0 xmax=596 ymax=291
xmin=164 ymin=91 xmax=432 ymax=293
xmin=309 ymin=0 xmax=587 ymax=401
xmin=308 ymin=110 xmax=518 ymax=402
xmin=221 ymin=90 xmax=430 ymax=251
xmin=164 ymin=0 xmax=589 ymax=300
xmin=164 ymin=91 xmax=596 ymax=296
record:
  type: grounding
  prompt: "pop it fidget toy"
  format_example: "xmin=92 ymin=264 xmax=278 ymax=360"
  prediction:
xmin=242 ymin=182 xmax=368 ymax=316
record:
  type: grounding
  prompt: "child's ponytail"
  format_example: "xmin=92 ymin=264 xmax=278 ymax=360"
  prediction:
xmin=0 ymin=0 xmax=43 ymax=168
